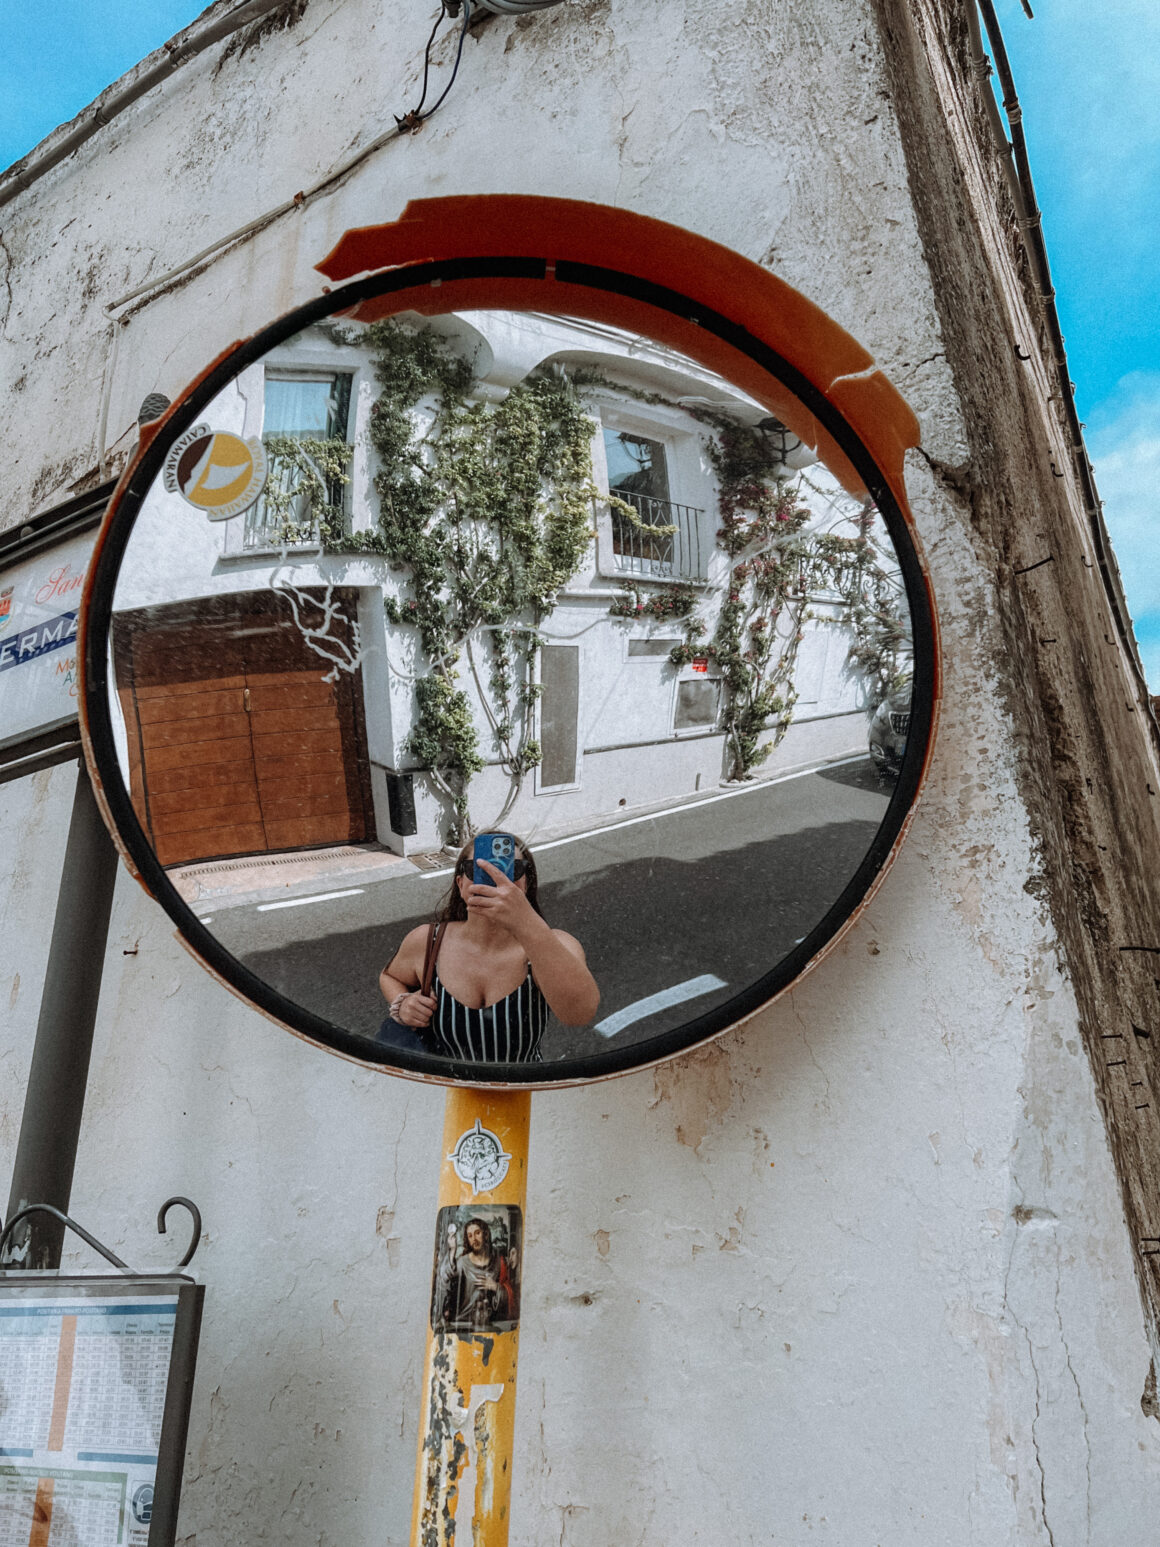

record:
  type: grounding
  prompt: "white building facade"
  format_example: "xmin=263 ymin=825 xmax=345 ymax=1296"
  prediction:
xmin=109 ymin=305 xmax=897 ymax=864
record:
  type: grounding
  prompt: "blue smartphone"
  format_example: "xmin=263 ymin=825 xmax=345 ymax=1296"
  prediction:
xmin=473 ymin=831 xmax=517 ymax=885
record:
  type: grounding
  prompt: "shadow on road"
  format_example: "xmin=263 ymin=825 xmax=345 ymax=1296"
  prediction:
xmin=815 ymin=757 xmax=888 ymax=795
xmin=235 ymin=813 xmax=883 ymax=1063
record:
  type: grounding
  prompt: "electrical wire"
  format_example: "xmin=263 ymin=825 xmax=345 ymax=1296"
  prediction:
xmin=108 ymin=0 xmax=472 ymax=319
xmin=396 ymin=0 xmax=473 ymax=133
xmin=90 ymin=0 xmax=531 ymax=317
xmin=424 ymin=0 xmax=474 ymax=118
xmin=411 ymin=9 xmax=448 ymax=120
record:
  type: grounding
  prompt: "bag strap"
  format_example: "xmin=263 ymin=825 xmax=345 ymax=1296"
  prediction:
xmin=419 ymin=922 xmax=445 ymax=999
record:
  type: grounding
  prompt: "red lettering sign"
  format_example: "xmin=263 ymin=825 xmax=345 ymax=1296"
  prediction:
xmin=35 ymin=564 xmax=86 ymax=606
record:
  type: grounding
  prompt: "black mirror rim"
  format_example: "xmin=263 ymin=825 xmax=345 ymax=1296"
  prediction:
xmin=81 ymin=254 xmax=938 ymax=1088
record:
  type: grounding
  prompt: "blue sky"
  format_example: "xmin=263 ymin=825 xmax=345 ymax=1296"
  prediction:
xmin=2 ymin=1 xmax=1156 ymax=678
xmin=0 ymin=3 xmax=210 ymax=168
xmin=997 ymin=0 xmax=1160 ymax=684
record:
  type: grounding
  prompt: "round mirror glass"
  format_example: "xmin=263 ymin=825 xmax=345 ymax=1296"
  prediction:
xmin=83 ymin=260 xmax=935 ymax=1084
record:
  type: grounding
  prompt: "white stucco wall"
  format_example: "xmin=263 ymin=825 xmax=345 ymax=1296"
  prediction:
xmin=3 ymin=0 xmax=1159 ymax=1541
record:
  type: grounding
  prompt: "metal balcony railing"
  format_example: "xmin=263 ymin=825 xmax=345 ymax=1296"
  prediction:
xmin=243 ymin=445 xmax=348 ymax=551
xmin=610 ymin=490 xmax=708 ymax=581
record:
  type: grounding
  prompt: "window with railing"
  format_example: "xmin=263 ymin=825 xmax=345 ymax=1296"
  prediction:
xmin=245 ymin=372 xmax=353 ymax=550
xmin=602 ymin=427 xmax=706 ymax=580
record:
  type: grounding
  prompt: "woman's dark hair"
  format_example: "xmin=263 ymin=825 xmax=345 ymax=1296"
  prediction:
xmin=436 ymin=833 xmax=544 ymax=923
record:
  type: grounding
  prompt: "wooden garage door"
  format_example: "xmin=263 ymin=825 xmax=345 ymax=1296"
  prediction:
xmin=113 ymin=591 xmax=373 ymax=867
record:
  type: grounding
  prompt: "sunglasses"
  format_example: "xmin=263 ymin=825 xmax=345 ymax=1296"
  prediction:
xmin=458 ymin=858 xmax=530 ymax=880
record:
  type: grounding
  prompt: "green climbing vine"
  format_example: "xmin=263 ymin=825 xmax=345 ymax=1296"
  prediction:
xmin=330 ymin=321 xmax=599 ymax=841
xmin=809 ymin=512 xmax=910 ymax=708
xmin=692 ymin=421 xmax=809 ymax=778
xmin=260 ymin=435 xmax=352 ymax=542
xmin=606 ymin=407 xmax=909 ymax=781
xmin=609 ymin=580 xmax=699 ymax=622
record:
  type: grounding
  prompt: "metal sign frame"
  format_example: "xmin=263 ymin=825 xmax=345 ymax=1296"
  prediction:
xmin=0 ymin=1272 xmax=204 ymax=1547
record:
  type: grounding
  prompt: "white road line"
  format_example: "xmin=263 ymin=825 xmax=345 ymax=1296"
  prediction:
xmin=594 ymin=973 xmax=728 ymax=1039
xmin=256 ymin=888 xmax=365 ymax=912
xmin=417 ymin=754 xmax=869 ymax=879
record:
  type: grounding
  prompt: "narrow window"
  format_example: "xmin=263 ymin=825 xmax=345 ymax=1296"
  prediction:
xmin=603 ymin=428 xmax=675 ymax=574
xmin=539 ymin=645 xmax=580 ymax=789
xmin=248 ymin=372 xmax=353 ymax=548
xmin=627 ymin=637 xmax=681 ymax=658
xmin=601 ymin=426 xmax=706 ymax=580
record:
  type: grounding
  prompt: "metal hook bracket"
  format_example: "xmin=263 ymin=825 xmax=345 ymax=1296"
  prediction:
xmin=0 ymin=1197 xmax=203 ymax=1275
xmin=158 ymin=1197 xmax=203 ymax=1269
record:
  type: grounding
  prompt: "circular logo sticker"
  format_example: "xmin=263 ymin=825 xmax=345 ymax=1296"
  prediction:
xmin=131 ymin=1483 xmax=154 ymax=1524
xmin=162 ymin=423 xmax=268 ymax=521
xmin=448 ymin=1119 xmax=512 ymax=1196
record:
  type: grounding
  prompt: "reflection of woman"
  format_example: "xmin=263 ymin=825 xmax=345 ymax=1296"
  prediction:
xmin=380 ymin=834 xmax=599 ymax=1061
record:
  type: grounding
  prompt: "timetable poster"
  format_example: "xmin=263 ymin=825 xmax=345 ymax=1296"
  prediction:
xmin=0 ymin=1289 xmax=178 ymax=1547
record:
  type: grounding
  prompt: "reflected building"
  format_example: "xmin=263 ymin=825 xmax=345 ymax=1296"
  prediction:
xmin=109 ymin=310 xmax=909 ymax=870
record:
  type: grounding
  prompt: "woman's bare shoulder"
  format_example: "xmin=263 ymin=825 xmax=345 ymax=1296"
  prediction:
xmin=550 ymin=928 xmax=587 ymax=960
xmin=387 ymin=923 xmax=433 ymax=966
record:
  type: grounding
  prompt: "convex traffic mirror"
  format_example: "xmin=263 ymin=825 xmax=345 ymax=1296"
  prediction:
xmin=81 ymin=199 xmax=938 ymax=1085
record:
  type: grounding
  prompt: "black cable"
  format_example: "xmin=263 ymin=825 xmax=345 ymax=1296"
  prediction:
xmin=412 ymin=8 xmax=446 ymax=119
xmin=396 ymin=0 xmax=472 ymax=133
xmin=422 ymin=0 xmax=473 ymax=121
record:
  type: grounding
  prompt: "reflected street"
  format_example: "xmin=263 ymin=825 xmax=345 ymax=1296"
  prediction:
xmin=203 ymin=756 xmax=891 ymax=1059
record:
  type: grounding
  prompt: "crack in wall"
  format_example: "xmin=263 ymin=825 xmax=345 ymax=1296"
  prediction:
xmin=1002 ymin=1200 xmax=1099 ymax=1546
xmin=790 ymin=991 xmax=831 ymax=1103
xmin=1052 ymin=1244 xmax=1093 ymax=1544
xmin=1014 ymin=1310 xmax=1057 ymax=1547
xmin=0 ymin=231 xmax=13 ymax=340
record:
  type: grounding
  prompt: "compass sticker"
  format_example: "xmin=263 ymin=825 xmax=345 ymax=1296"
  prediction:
xmin=448 ymin=1119 xmax=512 ymax=1196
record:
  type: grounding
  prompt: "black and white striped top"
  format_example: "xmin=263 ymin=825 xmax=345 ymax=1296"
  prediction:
xmin=429 ymin=965 xmax=548 ymax=1062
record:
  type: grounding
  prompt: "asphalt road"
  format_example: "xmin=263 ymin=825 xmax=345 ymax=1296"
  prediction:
xmin=206 ymin=757 xmax=893 ymax=1063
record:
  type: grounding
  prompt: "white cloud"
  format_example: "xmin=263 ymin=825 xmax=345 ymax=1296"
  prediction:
xmin=1089 ymin=374 xmax=1160 ymax=686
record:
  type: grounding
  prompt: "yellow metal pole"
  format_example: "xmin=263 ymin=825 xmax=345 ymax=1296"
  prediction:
xmin=411 ymin=1086 xmax=531 ymax=1547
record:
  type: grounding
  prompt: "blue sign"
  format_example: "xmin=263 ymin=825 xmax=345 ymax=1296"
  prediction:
xmin=0 ymin=610 xmax=77 ymax=673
